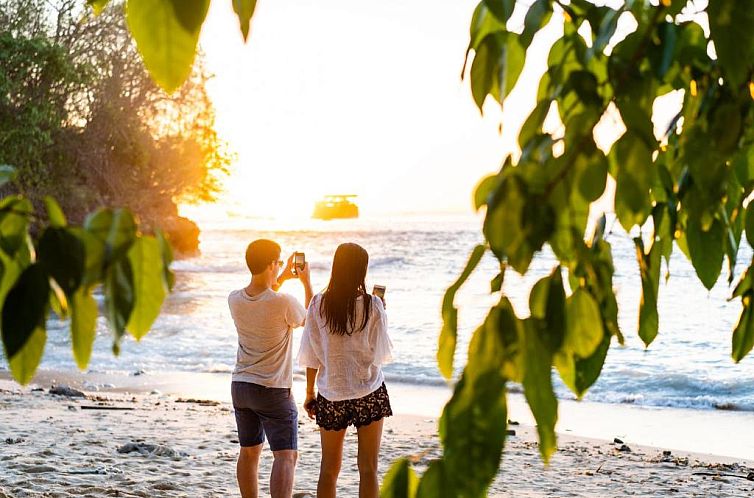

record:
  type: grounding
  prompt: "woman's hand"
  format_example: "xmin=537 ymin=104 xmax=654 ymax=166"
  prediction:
xmin=304 ymin=392 xmax=317 ymax=419
xmin=298 ymin=262 xmax=311 ymax=286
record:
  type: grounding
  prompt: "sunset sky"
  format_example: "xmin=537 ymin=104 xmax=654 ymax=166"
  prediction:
xmin=193 ymin=0 xmax=563 ymax=219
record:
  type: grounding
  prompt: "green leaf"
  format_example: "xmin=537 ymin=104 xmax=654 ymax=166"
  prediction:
xmin=49 ymin=279 xmax=69 ymax=319
xmin=468 ymin=3 xmax=507 ymax=53
xmin=522 ymin=319 xmax=558 ymax=462
xmin=71 ymin=289 xmax=98 ymax=370
xmin=567 ymin=70 xmax=602 ymax=109
xmin=104 ymin=258 xmax=135 ymax=346
xmin=519 ymin=99 xmax=552 ymax=149
xmin=649 ymin=22 xmax=678 ymax=81
xmin=470 ymin=32 xmax=525 ymax=112
xmin=732 ymin=263 xmax=754 ymax=300
xmin=483 ymin=0 xmax=515 ymax=23
xmin=126 ymin=236 xmax=167 ymax=340
xmin=233 ymin=0 xmax=258 ymax=42
xmin=43 ymin=196 xmax=66 ymax=228
xmin=8 ymin=327 xmax=45 ymax=385
xmin=490 ymin=265 xmax=505 ymax=292
xmin=616 ymin=102 xmax=656 ymax=151
xmin=635 ymin=238 xmax=661 ymax=347
xmin=438 ymin=245 xmax=486 ymax=379
xmin=0 ymin=165 xmax=16 ymax=187
xmin=591 ymin=6 xmax=620 ymax=56
xmin=87 ymin=0 xmax=110 ymax=15
xmin=564 ymin=288 xmax=603 ymax=357
xmin=746 ymin=202 xmax=754 ymax=249
xmin=1 ymin=264 xmax=49 ymax=360
xmin=733 ymin=290 xmax=754 ymax=362
xmin=574 ymin=151 xmax=608 ymax=203
xmin=474 ymin=174 xmax=500 ymax=210
xmin=415 ymin=460 xmax=454 ymax=498
xmin=610 ymin=132 xmax=653 ymax=232
xmin=707 ymin=0 xmax=754 ymax=87
xmin=438 ymin=312 xmax=508 ymax=496
xmin=733 ymin=147 xmax=754 ymax=191
xmin=37 ymin=228 xmax=85 ymax=296
xmin=85 ymin=208 xmax=137 ymax=265
xmin=484 ymin=174 xmax=545 ymax=273
xmin=520 ymin=0 xmax=553 ymax=49
xmin=126 ymin=0 xmax=206 ymax=93
xmin=529 ymin=267 xmax=566 ymax=353
xmin=0 ymin=196 xmax=33 ymax=257
xmin=686 ymin=218 xmax=724 ymax=290
xmin=169 ymin=0 xmax=210 ymax=33
xmin=380 ymin=458 xmax=419 ymax=498
xmin=667 ymin=0 xmax=688 ymax=16
xmin=156 ymin=229 xmax=176 ymax=291
xmin=557 ymin=329 xmax=611 ymax=398
xmin=0 ymin=251 xmax=21 ymax=308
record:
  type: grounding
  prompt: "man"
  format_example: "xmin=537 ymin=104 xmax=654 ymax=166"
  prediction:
xmin=228 ymin=239 xmax=313 ymax=498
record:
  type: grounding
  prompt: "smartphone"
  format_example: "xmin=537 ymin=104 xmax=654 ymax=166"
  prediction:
xmin=292 ymin=252 xmax=305 ymax=275
xmin=372 ymin=285 xmax=386 ymax=299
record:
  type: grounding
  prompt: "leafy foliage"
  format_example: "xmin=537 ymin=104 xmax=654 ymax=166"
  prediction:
xmin=0 ymin=0 xmax=230 ymax=246
xmin=383 ymin=0 xmax=754 ymax=495
xmin=0 ymin=167 xmax=174 ymax=383
xmin=67 ymin=0 xmax=754 ymax=495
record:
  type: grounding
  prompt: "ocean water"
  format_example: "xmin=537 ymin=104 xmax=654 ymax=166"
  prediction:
xmin=7 ymin=214 xmax=754 ymax=413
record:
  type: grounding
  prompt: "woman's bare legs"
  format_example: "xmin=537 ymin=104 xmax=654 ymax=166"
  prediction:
xmin=356 ymin=419 xmax=384 ymax=498
xmin=317 ymin=428 xmax=346 ymax=498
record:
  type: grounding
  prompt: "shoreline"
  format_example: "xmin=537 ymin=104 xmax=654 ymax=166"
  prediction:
xmin=3 ymin=369 xmax=754 ymax=462
xmin=1 ymin=380 xmax=752 ymax=497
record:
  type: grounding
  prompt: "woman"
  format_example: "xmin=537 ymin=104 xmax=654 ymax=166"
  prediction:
xmin=297 ymin=243 xmax=393 ymax=498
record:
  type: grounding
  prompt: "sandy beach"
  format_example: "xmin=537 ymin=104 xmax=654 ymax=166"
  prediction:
xmin=1 ymin=376 xmax=752 ymax=498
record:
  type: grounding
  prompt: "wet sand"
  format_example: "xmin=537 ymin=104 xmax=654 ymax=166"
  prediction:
xmin=1 ymin=379 xmax=752 ymax=497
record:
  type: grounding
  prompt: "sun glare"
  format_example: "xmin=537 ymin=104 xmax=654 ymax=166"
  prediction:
xmin=189 ymin=0 xmax=543 ymax=222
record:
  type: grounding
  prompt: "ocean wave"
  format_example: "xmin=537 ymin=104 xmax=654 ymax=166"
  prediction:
xmin=202 ymin=363 xmax=234 ymax=374
xmin=383 ymin=372 xmax=448 ymax=387
xmin=582 ymin=391 xmax=754 ymax=412
xmin=369 ymin=256 xmax=407 ymax=269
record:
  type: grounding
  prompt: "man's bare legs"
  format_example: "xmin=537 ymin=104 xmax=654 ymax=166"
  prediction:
xmin=271 ymin=449 xmax=298 ymax=498
xmin=317 ymin=428 xmax=347 ymax=498
xmin=356 ymin=419 xmax=384 ymax=498
xmin=238 ymin=446 xmax=297 ymax=498
xmin=238 ymin=444 xmax=263 ymax=498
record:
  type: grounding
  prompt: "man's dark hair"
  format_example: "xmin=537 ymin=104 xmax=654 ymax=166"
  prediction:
xmin=245 ymin=239 xmax=281 ymax=275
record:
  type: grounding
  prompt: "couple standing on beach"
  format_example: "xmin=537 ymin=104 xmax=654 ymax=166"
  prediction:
xmin=228 ymin=239 xmax=394 ymax=498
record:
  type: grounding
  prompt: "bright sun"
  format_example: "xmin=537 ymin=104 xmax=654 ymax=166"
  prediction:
xmin=188 ymin=0 xmax=566 ymax=222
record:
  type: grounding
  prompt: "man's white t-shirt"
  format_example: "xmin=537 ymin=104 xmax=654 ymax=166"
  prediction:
xmin=228 ymin=288 xmax=306 ymax=388
xmin=297 ymin=293 xmax=393 ymax=401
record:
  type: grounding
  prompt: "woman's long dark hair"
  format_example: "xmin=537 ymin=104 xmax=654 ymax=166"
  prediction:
xmin=321 ymin=243 xmax=371 ymax=336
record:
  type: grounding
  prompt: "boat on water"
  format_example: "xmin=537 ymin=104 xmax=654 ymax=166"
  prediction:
xmin=312 ymin=195 xmax=359 ymax=220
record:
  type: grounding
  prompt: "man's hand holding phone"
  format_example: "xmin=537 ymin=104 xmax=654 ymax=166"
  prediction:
xmin=278 ymin=254 xmax=296 ymax=282
xmin=291 ymin=252 xmax=310 ymax=285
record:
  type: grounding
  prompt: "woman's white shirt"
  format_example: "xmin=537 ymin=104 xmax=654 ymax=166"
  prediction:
xmin=297 ymin=293 xmax=393 ymax=401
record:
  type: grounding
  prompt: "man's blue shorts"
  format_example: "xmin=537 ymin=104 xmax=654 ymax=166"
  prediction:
xmin=231 ymin=381 xmax=298 ymax=451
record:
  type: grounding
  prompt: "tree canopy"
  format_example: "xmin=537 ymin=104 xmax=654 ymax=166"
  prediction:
xmin=0 ymin=0 xmax=229 ymax=226
xmin=0 ymin=0 xmax=228 ymax=384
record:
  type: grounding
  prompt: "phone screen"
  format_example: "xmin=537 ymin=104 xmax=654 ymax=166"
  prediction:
xmin=294 ymin=252 xmax=305 ymax=272
xmin=372 ymin=285 xmax=386 ymax=298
